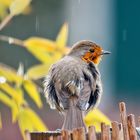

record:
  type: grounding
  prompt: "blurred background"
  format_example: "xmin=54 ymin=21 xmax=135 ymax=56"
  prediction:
xmin=0 ymin=0 xmax=140 ymax=139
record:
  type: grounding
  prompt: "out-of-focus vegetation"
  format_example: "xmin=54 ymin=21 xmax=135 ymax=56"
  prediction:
xmin=0 ymin=0 xmax=111 ymax=139
xmin=84 ymin=109 xmax=111 ymax=131
xmin=0 ymin=23 xmax=69 ymax=140
xmin=0 ymin=0 xmax=32 ymax=30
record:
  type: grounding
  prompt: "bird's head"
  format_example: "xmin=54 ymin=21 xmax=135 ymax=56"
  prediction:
xmin=68 ymin=40 xmax=111 ymax=65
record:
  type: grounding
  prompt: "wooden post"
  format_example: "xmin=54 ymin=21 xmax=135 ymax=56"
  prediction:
xmin=101 ymin=123 xmax=111 ymax=140
xmin=77 ymin=128 xmax=86 ymax=140
xmin=118 ymin=123 xmax=124 ymax=140
xmin=61 ymin=130 xmax=70 ymax=140
xmin=53 ymin=136 xmax=57 ymax=140
xmin=48 ymin=135 xmax=53 ymax=140
xmin=96 ymin=132 xmax=101 ymax=140
xmin=30 ymin=132 xmax=41 ymax=140
xmin=138 ymin=116 xmax=140 ymax=127
xmin=88 ymin=126 xmax=97 ymax=140
xmin=29 ymin=102 xmax=139 ymax=140
xmin=25 ymin=130 xmax=31 ymax=140
xmin=30 ymin=132 xmax=61 ymax=140
xmin=119 ymin=102 xmax=129 ymax=140
xmin=111 ymin=121 xmax=120 ymax=140
xmin=72 ymin=128 xmax=79 ymax=140
xmin=127 ymin=114 xmax=137 ymax=140
xmin=72 ymin=127 xmax=86 ymax=140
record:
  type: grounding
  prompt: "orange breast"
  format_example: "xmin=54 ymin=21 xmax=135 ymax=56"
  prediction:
xmin=82 ymin=52 xmax=102 ymax=65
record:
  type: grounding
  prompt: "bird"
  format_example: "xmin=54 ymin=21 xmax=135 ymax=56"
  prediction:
xmin=44 ymin=40 xmax=110 ymax=131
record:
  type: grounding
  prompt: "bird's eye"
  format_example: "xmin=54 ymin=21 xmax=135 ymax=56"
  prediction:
xmin=89 ymin=49 xmax=94 ymax=53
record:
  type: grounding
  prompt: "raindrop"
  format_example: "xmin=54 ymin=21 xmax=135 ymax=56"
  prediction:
xmin=17 ymin=63 xmax=24 ymax=76
xmin=122 ymin=29 xmax=127 ymax=41
xmin=35 ymin=16 xmax=39 ymax=33
xmin=0 ymin=76 xmax=6 ymax=83
xmin=9 ymin=37 xmax=14 ymax=44
xmin=78 ymin=0 xmax=81 ymax=3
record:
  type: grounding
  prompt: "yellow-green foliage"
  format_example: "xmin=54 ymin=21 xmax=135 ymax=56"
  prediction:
xmin=0 ymin=1 xmax=111 ymax=139
xmin=0 ymin=0 xmax=31 ymax=19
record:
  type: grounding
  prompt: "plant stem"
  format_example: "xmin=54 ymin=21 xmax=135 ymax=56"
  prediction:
xmin=0 ymin=14 xmax=13 ymax=31
xmin=0 ymin=35 xmax=24 ymax=47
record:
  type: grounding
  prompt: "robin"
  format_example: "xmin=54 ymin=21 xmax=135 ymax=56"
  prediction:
xmin=44 ymin=40 xmax=110 ymax=131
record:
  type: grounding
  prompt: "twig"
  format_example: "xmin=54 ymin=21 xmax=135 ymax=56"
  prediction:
xmin=0 ymin=14 xmax=13 ymax=31
xmin=0 ymin=35 xmax=24 ymax=47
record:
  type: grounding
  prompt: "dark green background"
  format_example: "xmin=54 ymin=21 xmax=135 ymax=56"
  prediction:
xmin=116 ymin=0 xmax=140 ymax=100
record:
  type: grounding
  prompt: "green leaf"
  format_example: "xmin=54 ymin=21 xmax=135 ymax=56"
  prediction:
xmin=26 ymin=64 xmax=50 ymax=80
xmin=25 ymin=45 xmax=53 ymax=64
xmin=0 ymin=83 xmax=24 ymax=106
xmin=56 ymin=23 xmax=68 ymax=49
xmin=18 ymin=108 xmax=34 ymax=140
xmin=24 ymin=37 xmax=56 ymax=52
xmin=24 ymin=108 xmax=47 ymax=131
xmin=9 ymin=0 xmax=31 ymax=16
xmin=0 ymin=4 xmax=8 ymax=19
xmin=0 ymin=90 xmax=13 ymax=107
xmin=84 ymin=109 xmax=111 ymax=132
xmin=0 ymin=90 xmax=19 ymax=122
xmin=23 ymin=80 xmax=42 ymax=108
xmin=0 ymin=63 xmax=23 ymax=85
xmin=24 ymin=37 xmax=70 ymax=63
xmin=11 ymin=100 xmax=19 ymax=122
xmin=18 ymin=107 xmax=47 ymax=139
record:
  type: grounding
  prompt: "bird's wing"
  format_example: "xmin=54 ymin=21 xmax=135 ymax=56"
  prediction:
xmin=44 ymin=57 xmax=102 ymax=111
xmin=44 ymin=57 xmax=85 ymax=111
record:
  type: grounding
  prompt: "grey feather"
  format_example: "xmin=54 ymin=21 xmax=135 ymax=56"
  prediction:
xmin=44 ymin=55 xmax=102 ymax=112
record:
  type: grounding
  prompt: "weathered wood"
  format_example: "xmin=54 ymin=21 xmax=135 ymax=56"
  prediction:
xmin=25 ymin=130 xmax=31 ymax=140
xmin=119 ymin=102 xmax=129 ymax=140
xmin=119 ymin=123 xmax=124 ymax=140
xmin=61 ymin=130 xmax=69 ymax=140
xmin=88 ymin=126 xmax=97 ymax=140
xmin=72 ymin=128 xmax=78 ymax=140
xmin=127 ymin=114 xmax=137 ymax=140
xmin=111 ymin=121 xmax=120 ymax=140
xmin=48 ymin=136 xmax=53 ymax=140
xmin=53 ymin=135 xmax=58 ymax=140
xmin=54 ymin=135 xmax=63 ymax=140
xmin=101 ymin=123 xmax=111 ymax=140
xmin=30 ymin=133 xmax=36 ymax=140
xmin=30 ymin=132 xmax=61 ymax=140
xmin=72 ymin=127 xmax=86 ymax=140
xmin=29 ymin=102 xmax=139 ymax=140
xmin=96 ymin=132 xmax=101 ymax=140
xmin=138 ymin=116 xmax=140 ymax=127
xmin=77 ymin=128 xmax=86 ymax=140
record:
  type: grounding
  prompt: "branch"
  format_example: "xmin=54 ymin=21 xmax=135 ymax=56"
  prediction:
xmin=0 ymin=14 xmax=13 ymax=31
xmin=0 ymin=35 xmax=25 ymax=47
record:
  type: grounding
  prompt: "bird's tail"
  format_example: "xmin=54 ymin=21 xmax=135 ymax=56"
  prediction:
xmin=62 ymin=97 xmax=86 ymax=131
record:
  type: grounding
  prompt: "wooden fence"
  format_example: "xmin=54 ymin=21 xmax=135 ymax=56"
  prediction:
xmin=28 ymin=102 xmax=140 ymax=140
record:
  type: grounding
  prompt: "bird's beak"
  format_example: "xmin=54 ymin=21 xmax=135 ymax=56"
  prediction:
xmin=101 ymin=50 xmax=111 ymax=55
